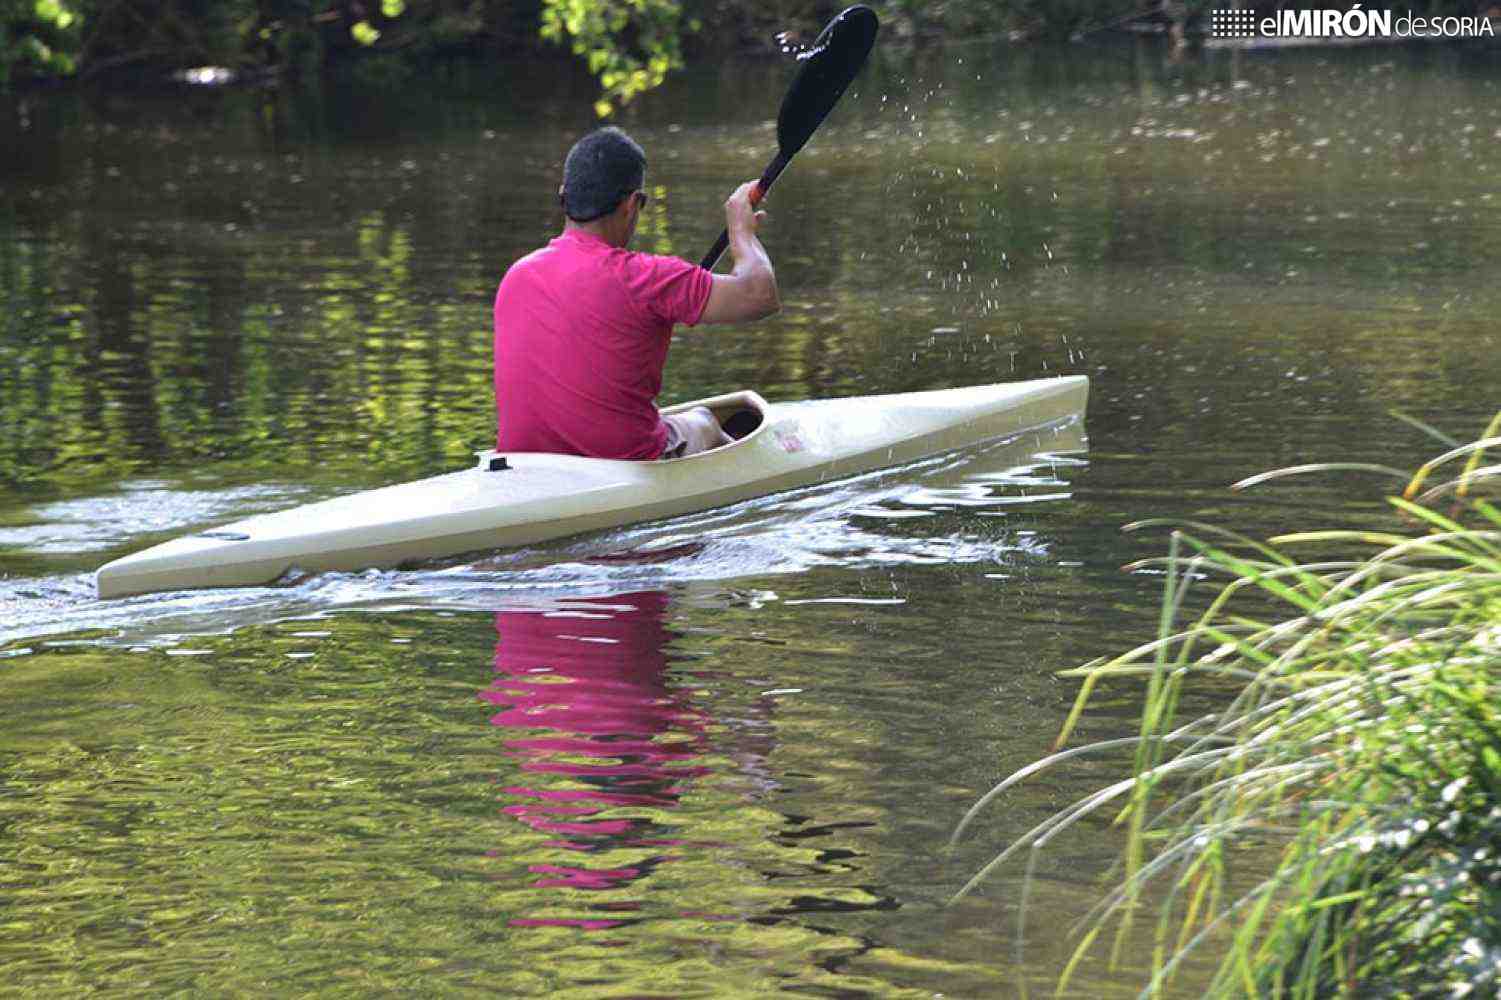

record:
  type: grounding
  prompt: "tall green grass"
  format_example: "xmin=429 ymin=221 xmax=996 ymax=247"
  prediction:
xmin=954 ymin=415 xmax=1501 ymax=997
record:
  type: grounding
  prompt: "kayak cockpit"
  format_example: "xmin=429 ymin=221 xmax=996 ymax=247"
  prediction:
xmin=655 ymin=388 xmax=769 ymax=462
xmin=673 ymin=389 xmax=767 ymax=443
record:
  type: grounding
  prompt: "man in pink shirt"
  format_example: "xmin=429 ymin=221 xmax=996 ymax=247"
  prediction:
xmin=494 ymin=127 xmax=780 ymax=460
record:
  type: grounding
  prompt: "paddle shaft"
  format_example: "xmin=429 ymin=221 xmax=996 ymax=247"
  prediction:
xmin=699 ymin=150 xmax=789 ymax=271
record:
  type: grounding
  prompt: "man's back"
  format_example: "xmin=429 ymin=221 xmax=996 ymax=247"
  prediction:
xmin=493 ymin=229 xmax=711 ymax=460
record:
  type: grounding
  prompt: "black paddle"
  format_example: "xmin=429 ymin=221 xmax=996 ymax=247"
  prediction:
xmin=699 ymin=4 xmax=879 ymax=271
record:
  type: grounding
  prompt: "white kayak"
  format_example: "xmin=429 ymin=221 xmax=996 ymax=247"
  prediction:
xmin=95 ymin=376 xmax=1089 ymax=598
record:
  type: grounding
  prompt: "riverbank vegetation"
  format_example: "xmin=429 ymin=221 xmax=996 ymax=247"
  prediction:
xmin=4 ymin=0 xmax=1492 ymax=105
xmin=955 ymin=417 xmax=1501 ymax=995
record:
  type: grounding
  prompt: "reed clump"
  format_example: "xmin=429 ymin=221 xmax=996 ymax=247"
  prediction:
xmin=954 ymin=414 xmax=1501 ymax=997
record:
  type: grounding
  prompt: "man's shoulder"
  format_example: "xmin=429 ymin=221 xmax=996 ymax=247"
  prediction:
xmin=508 ymin=243 xmax=557 ymax=272
xmin=615 ymin=248 xmax=699 ymax=283
xmin=615 ymin=249 xmax=712 ymax=327
xmin=620 ymin=246 xmax=689 ymax=266
xmin=498 ymin=244 xmax=560 ymax=291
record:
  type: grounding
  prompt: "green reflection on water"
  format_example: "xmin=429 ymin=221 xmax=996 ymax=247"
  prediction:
xmin=0 ymin=598 xmax=958 ymax=996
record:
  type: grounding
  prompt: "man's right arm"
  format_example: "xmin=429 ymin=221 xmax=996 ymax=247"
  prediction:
xmin=699 ymin=180 xmax=781 ymax=325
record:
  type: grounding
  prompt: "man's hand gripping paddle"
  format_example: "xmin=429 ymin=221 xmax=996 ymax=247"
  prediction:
xmin=699 ymin=5 xmax=879 ymax=271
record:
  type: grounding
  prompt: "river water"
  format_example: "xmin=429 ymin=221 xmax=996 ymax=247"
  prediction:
xmin=2 ymin=37 xmax=1498 ymax=996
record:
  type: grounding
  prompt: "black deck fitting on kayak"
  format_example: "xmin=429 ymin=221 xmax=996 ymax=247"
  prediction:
xmin=489 ymin=456 xmax=510 ymax=471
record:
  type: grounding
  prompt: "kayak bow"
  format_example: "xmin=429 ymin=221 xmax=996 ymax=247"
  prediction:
xmin=95 ymin=376 xmax=1088 ymax=598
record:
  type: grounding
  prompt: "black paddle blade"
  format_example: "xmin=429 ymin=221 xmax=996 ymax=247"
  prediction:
xmin=777 ymin=5 xmax=879 ymax=157
xmin=698 ymin=5 xmax=878 ymax=270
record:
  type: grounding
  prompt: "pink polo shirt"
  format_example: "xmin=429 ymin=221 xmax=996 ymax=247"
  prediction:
xmin=494 ymin=229 xmax=713 ymax=459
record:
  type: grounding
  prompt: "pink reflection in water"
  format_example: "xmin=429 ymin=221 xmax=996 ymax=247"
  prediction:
xmin=481 ymin=591 xmax=713 ymax=929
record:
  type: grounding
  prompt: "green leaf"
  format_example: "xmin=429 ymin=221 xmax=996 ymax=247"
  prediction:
xmin=351 ymin=20 xmax=380 ymax=46
xmin=34 ymin=0 xmax=71 ymax=28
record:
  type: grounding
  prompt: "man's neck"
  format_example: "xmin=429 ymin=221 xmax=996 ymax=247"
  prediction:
xmin=564 ymin=218 xmax=629 ymax=249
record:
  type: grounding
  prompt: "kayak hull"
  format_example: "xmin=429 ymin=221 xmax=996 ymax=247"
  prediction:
xmin=95 ymin=376 xmax=1088 ymax=598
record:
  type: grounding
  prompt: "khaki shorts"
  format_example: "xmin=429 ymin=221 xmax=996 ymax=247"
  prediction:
xmin=659 ymin=414 xmax=689 ymax=460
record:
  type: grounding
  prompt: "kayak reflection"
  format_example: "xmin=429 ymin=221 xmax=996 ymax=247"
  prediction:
xmin=481 ymin=590 xmax=718 ymax=929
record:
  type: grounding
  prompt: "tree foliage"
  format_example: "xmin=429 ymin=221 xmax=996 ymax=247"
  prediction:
xmin=2 ymin=0 xmax=82 ymax=85
xmin=1 ymin=0 xmax=400 ymax=87
xmin=541 ymin=0 xmax=696 ymax=117
xmin=3 ymin=1 xmax=1494 ymax=97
